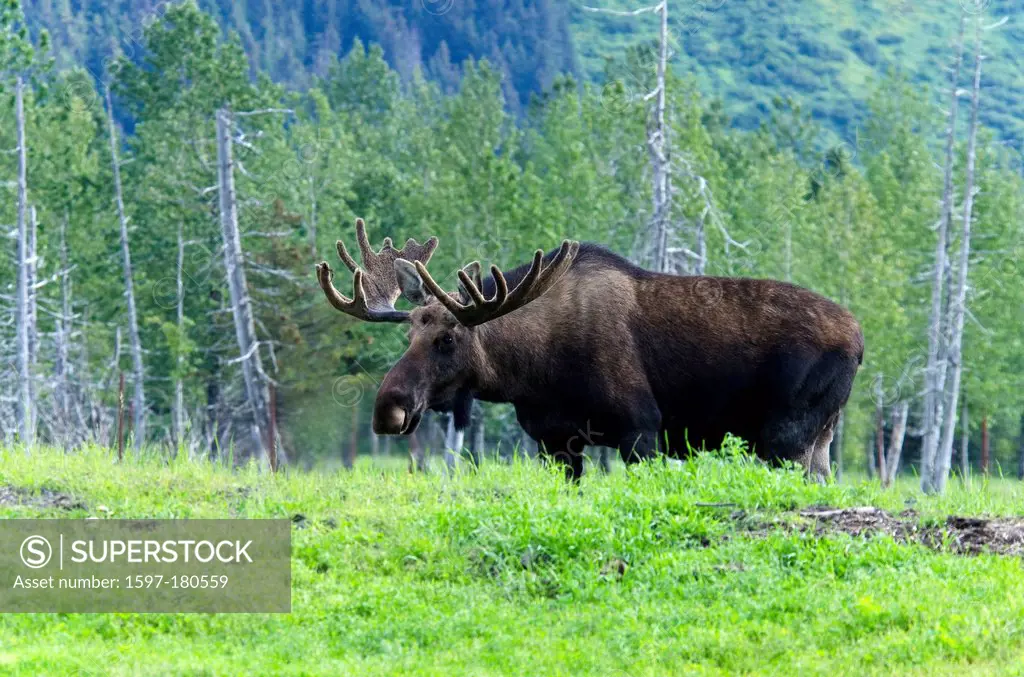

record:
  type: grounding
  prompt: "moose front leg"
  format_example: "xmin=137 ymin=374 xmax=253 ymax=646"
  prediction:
xmin=617 ymin=429 xmax=661 ymax=465
xmin=539 ymin=436 xmax=587 ymax=481
xmin=616 ymin=393 xmax=663 ymax=466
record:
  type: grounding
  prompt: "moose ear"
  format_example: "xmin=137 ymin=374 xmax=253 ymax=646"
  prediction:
xmin=394 ymin=259 xmax=433 ymax=306
xmin=457 ymin=262 xmax=482 ymax=304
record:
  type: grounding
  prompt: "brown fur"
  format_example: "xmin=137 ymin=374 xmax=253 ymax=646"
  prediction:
xmin=371 ymin=244 xmax=863 ymax=480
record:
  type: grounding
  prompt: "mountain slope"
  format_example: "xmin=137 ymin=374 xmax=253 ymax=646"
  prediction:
xmin=23 ymin=0 xmax=1024 ymax=146
xmin=572 ymin=0 xmax=1023 ymax=145
xmin=25 ymin=0 xmax=577 ymax=110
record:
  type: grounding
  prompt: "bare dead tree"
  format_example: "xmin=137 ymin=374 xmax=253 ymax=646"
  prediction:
xmin=53 ymin=212 xmax=72 ymax=445
xmin=106 ymin=86 xmax=147 ymax=451
xmin=920 ymin=13 xmax=965 ymax=493
xmin=874 ymin=377 xmax=887 ymax=484
xmin=959 ymin=398 xmax=969 ymax=479
xmin=14 ymin=76 xmax=32 ymax=450
xmin=648 ymin=0 xmax=671 ymax=273
xmin=883 ymin=402 xmax=910 ymax=487
xmin=216 ymin=107 xmax=272 ymax=462
xmin=581 ymin=2 xmax=674 ymax=273
xmin=27 ymin=205 xmax=38 ymax=439
xmin=933 ymin=14 xmax=986 ymax=493
xmin=171 ymin=221 xmax=186 ymax=450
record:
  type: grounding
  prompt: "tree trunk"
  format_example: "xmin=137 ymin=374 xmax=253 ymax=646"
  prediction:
xmin=443 ymin=413 xmax=465 ymax=472
xmin=27 ymin=205 xmax=38 ymax=440
xmin=216 ymin=107 xmax=272 ymax=462
xmin=875 ymin=378 xmax=888 ymax=485
xmin=205 ymin=378 xmax=220 ymax=461
xmin=831 ymin=411 xmax=845 ymax=481
xmin=980 ymin=415 xmax=989 ymax=476
xmin=106 ymin=87 xmax=147 ymax=451
xmin=1017 ymin=413 xmax=1024 ymax=480
xmin=921 ymin=14 xmax=965 ymax=493
xmin=865 ymin=437 xmax=876 ymax=479
xmin=470 ymin=404 xmax=485 ymax=466
xmin=344 ymin=404 xmax=359 ymax=470
xmin=15 ymin=76 xmax=32 ymax=450
xmin=647 ymin=0 xmax=673 ymax=274
xmin=308 ymin=183 xmax=318 ymax=259
xmin=116 ymin=372 xmax=126 ymax=462
xmin=933 ymin=17 xmax=983 ymax=494
xmin=172 ymin=222 xmax=186 ymax=451
xmin=959 ymin=399 xmax=969 ymax=479
xmin=55 ymin=212 xmax=72 ymax=446
xmin=884 ymin=402 xmax=909 ymax=486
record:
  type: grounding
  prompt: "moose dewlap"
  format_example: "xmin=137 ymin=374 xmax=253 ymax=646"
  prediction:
xmin=316 ymin=219 xmax=864 ymax=480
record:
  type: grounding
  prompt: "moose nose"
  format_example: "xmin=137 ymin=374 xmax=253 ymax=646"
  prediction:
xmin=373 ymin=405 xmax=407 ymax=435
xmin=373 ymin=386 xmax=415 ymax=435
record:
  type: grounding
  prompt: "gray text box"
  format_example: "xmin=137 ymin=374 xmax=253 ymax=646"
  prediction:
xmin=0 ymin=520 xmax=290 ymax=612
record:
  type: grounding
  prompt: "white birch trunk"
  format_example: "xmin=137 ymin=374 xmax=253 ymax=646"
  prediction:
xmin=933 ymin=18 xmax=984 ymax=494
xmin=14 ymin=76 xmax=32 ymax=450
xmin=216 ymin=108 xmax=271 ymax=458
xmin=921 ymin=14 xmax=965 ymax=493
xmin=106 ymin=87 xmax=146 ymax=451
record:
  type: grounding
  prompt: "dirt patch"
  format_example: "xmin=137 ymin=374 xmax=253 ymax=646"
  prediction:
xmin=0 ymin=485 xmax=86 ymax=512
xmin=793 ymin=506 xmax=1024 ymax=557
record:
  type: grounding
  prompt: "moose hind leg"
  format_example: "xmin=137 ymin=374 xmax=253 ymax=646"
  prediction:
xmin=804 ymin=413 xmax=838 ymax=482
xmin=762 ymin=350 xmax=856 ymax=471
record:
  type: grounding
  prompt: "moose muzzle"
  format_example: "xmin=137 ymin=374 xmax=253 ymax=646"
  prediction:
xmin=373 ymin=380 xmax=424 ymax=435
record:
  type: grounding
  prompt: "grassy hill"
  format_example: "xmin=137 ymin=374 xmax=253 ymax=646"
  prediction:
xmin=571 ymin=0 xmax=1024 ymax=145
xmin=3 ymin=443 xmax=1024 ymax=674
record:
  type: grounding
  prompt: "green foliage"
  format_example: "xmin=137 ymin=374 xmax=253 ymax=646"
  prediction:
xmin=2 ymin=1 xmax=1021 ymax=472
xmin=3 ymin=445 xmax=1024 ymax=673
xmin=24 ymin=0 xmax=576 ymax=111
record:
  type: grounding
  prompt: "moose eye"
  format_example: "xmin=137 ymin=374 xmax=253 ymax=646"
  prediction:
xmin=442 ymin=334 xmax=454 ymax=346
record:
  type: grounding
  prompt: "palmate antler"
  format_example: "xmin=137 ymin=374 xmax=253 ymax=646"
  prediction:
xmin=316 ymin=218 xmax=438 ymax=323
xmin=414 ymin=240 xmax=580 ymax=327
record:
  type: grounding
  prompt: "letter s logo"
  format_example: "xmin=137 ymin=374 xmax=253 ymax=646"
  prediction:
xmin=20 ymin=535 xmax=52 ymax=569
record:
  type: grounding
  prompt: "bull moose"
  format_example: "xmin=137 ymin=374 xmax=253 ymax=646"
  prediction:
xmin=316 ymin=219 xmax=864 ymax=480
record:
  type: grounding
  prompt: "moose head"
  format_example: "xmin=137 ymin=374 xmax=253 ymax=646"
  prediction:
xmin=316 ymin=219 xmax=579 ymax=436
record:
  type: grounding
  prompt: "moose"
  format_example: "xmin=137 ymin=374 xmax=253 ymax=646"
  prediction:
xmin=316 ymin=219 xmax=864 ymax=480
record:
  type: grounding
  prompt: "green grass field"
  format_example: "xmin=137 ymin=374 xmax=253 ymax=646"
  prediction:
xmin=2 ymin=441 xmax=1024 ymax=675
